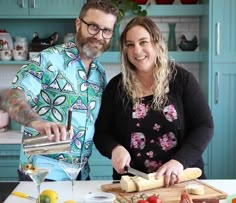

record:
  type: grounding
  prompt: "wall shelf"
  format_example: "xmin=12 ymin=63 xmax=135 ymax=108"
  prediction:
xmin=0 ymin=51 xmax=205 ymax=65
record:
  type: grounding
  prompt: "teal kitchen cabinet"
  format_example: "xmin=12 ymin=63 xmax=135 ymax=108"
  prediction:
xmin=212 ymin=0 xmax=236 ymax=63
xmin=0 ymin=144 xmax=21 ymax=181
xmin=0 ymin=0 xmax=28 ymax=16
xmin=0 ymin=0 xmax=85 ymax=18
xmin=206 ymin=0 xmax=236 ymax=178
xmin=89 ymin=146 xmax=112 ymax=180
xmin=210 ymin=64 xmax=236 ymax=178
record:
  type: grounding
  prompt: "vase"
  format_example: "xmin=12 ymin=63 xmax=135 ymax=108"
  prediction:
xmin=110 ymin=24 xmax=120 ymax=51
xmin=168 ymin=23 xmax=177 ymax=51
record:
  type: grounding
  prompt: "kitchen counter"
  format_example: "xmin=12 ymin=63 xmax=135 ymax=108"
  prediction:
xmin=0 ymin=130 xmax=22 ymax=144
xmin=4 ymin=180 xmax=236 ymax=203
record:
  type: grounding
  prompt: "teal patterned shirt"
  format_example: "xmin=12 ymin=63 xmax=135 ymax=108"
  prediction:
xmin=10 ymin=39 xmax=107 ymax=180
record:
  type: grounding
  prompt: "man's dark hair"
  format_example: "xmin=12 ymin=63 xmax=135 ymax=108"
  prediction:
xmin=79 ymin=0 xmax=119 ymax=20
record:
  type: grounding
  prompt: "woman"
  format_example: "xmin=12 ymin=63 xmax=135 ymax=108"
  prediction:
xmin=94 ymin=17 xmax=213 ymax=186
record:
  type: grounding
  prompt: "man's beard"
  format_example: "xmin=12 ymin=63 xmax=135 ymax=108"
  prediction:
xmin=75 ymin=30 xmax=111 ymax=59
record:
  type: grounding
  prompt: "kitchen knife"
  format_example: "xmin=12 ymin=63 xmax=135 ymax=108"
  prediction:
xmin=124 ymin=166 xmax=150 ymax=180
xmin=12 ymin=191 xmax=36 ymax=200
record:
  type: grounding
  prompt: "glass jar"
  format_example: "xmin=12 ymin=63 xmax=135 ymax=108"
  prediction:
xmin=13 ymin=36 xmax=28 ymax=61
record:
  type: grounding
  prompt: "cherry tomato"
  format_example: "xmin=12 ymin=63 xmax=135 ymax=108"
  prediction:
xmin=146 ymin=195 xmax=163 ymax=203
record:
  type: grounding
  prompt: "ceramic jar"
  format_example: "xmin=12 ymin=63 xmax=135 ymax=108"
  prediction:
xmin=13 ymin=36 xmax=28 ymax=61
xmin=0 ymin=30 xmax=13 ymax=61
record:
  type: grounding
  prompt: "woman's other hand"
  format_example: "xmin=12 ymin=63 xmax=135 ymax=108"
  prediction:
xmin=155 ymin=159 xmax=184 ymax=187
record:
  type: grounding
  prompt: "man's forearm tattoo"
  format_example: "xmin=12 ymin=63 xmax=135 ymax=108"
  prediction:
xmin=3 ymin=89 xmax=41 ymax=126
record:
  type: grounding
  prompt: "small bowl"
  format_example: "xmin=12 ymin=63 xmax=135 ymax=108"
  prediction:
xmin=29 ymin=52 xmax=40 ymax=59
xmin=84 ymin=192 xmax=116 ymax=203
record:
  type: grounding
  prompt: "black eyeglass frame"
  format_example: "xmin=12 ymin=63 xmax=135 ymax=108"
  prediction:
xmin=79 ymin=18 xmax=114 ymax=39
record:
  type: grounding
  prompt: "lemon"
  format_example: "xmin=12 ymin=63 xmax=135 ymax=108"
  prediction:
xmin=64 ymin=200 xmax=77 ymax=203
xmin=40 ymin=189 xmax=58 ymax=203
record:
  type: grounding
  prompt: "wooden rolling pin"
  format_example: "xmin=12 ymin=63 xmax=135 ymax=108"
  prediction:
xmin=120 ymin=167 xmax=202 ymax=192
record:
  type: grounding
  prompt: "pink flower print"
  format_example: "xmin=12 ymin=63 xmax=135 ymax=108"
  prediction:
xmin=136 ymin=123 xmax=140 ymax=127
xmin=144 ymin=160 xmax=162 ymax=173
xmin=146 ymin=151 xmax=154 ymax=158
xmin=130 ymin=132 xmax=146 ymax=150
xmin=163 ymin=104 xmax=178 ymax=122
xmin=137 ymin=153 xmax=141 ymax=157
xmin=150 ymin=139 xmax=155 ymax=144
xmin=132 ymin=102 xmax=149 ymax=119
xmin=158 ymin=132 xmax=177 ymax=151
xmin=153 ymin=123 xmax=161 ymax=131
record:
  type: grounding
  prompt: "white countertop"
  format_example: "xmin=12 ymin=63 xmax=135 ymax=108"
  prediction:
xmin=0 ymin=130 xmax=22 ymax=144
xmin=4 ymin=180 xmax=236 ymax=203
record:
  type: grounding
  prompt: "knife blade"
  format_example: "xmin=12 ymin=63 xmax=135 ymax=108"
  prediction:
xmin=12 ymin=191 xmax=36 ymax=200
xmin=124 ymin=166 xmax=150 ymax=180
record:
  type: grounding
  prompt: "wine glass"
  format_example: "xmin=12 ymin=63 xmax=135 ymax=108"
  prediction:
xmin=23 ymin=163 xmax=53 ymax=203
xmin=59 ymin=155 xmax=87 ymax=200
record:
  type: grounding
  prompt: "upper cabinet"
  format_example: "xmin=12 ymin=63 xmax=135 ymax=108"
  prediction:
xmin=0 ymin=0 xmax=28 ymax=16
xmin=211 ymin=0 xmax=236 ymax=62
xmin=0 ymin=0 xmax=85 ymax=18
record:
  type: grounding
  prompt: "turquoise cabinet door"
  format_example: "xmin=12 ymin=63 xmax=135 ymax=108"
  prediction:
xmin=89 ymin=147 xmax=112 ymax=180
xmin=0 ymin=144 xmax=21 ymax=181
xmin=0 ymin=0 xmax=28 ymax=16
xmin=29 ymin=0 xmax=85 ymax=17
xmin=212 ymin=0 xmax=236 ymax=62
xmin=210 ymin=64 xmax=236 ymax=178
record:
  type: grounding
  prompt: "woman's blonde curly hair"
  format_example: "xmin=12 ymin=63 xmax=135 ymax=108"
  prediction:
xmin=119 ymin=16 xmax=176 ymax=111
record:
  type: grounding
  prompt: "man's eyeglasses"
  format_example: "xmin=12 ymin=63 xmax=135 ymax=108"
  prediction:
xmin=79 ymin=18 xmax=113 ymax=39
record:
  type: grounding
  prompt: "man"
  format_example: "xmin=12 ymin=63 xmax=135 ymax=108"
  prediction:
xmin=3 ymin=0 xmax=119 ymax=181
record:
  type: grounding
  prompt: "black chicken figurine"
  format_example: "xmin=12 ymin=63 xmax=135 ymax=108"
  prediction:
xmin=178 ymin=34 xmax=198 ymax=51
xmin=31 ymin=32 xmax=58 ymax=52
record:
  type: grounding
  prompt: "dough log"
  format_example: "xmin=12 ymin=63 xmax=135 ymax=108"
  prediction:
xmin=120 ymin=167 xmax=202 ymax=192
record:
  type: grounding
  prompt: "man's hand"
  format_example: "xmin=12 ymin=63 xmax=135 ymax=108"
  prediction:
xmin=30 ymin=120 xmax=68 ymax=142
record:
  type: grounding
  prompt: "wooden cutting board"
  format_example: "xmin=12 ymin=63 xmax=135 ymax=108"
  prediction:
xmin=101 ymin=179 xmax=227 ymax=203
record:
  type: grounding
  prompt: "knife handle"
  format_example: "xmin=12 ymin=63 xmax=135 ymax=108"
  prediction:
xmin=12 ymin=191 xmax=29 ymax=198
xmin=124 ymin=166 xmax=128 ymax=172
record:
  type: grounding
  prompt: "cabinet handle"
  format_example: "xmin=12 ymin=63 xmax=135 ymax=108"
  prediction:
xmin=32 ymin=0 xmax=36 ymax=8
xmin=216 ymin=22 xmax=220 ymax=56
xmin=215 ymin=72 xmax=220 ymax=104
xmin=21 ymin=0 xmax=25 ymax=8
